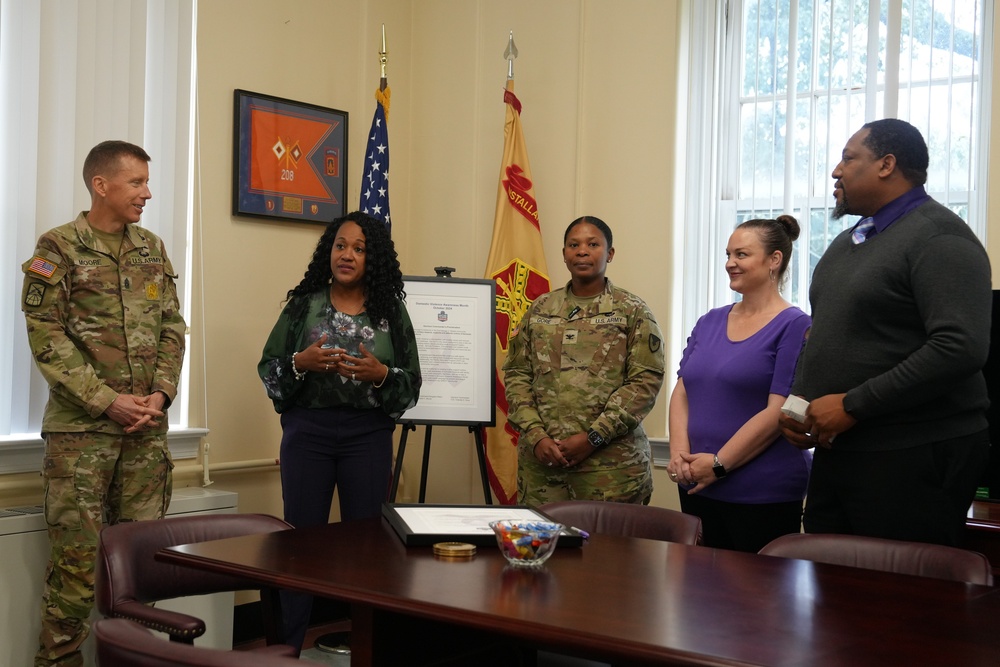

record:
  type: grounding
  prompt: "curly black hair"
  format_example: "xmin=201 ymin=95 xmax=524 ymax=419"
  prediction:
xmin=286 ymin=211 xmax=404 ymax=325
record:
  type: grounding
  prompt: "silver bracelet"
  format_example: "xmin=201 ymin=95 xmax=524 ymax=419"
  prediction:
xmin=291 ymin=351 xmax=307 ymax=381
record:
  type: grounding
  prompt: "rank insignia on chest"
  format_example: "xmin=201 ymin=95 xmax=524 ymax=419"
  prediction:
xmin=563 ymin=329 xmax=578 ymax=345
xmin=145 ymin=283 xmax=159 ymax=301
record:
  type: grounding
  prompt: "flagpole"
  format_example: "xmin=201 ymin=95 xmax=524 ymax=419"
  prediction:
xmin=482 ymin=30 xmax=550 ymax=503
xmin=379 ymin=23 xmax=388 ymax=92
xmin=360 ymin=24 xmax=391 ymax=229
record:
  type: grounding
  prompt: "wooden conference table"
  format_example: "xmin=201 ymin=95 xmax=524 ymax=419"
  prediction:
xmin=158 ymin=517 xmax=1000 ymax=666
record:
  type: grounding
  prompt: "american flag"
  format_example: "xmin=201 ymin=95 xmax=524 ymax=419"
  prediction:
xmin=360 ymin=87 xmax=391 ymax=232
xmin=29 ymin=257 xmax=57 ymax=278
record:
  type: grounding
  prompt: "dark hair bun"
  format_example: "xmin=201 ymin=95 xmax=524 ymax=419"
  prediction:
xmin=776 ymin=214 xmax=800 ymax=242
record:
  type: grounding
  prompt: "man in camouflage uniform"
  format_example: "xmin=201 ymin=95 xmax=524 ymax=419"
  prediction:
xmin=21 ymin=140 xmax=186 ymax=667
xmin=503 ymin=217 xmax=665 ymax=505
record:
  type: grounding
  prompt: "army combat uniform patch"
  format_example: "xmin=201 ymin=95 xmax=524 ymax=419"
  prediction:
xmin=24 ymin=282 xmax=46 ymax=307
xmin=22 ymin=251 xmax=64 ymax=311
xmin=28 ymin=256 xmax=57 ymax=278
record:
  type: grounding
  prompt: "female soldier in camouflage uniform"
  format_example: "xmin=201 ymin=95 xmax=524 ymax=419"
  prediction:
xmin=503 ymin=216 xmax=665 ymax=504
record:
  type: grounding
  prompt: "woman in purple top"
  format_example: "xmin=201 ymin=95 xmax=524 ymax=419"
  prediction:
xmin=667 ymin=215 xmax=811 ymax=552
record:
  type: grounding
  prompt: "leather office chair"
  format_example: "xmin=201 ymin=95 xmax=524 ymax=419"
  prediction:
xmin=758 ymin=533 xmax=994 ymax=585
xmin=95 ymin=513 xmax=297 ymax=655
xmin=538 ymin=500 xmax=703 ymax=545
xmin=93 ymin=618 xmax=304 ymax=667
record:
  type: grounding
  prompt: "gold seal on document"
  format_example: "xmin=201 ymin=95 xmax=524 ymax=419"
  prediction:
xmin=433 ymin=542 xmax=477 ymax=559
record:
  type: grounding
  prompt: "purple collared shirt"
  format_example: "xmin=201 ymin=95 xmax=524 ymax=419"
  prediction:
xmin=864 ymin=185 xmax=931 ymax=239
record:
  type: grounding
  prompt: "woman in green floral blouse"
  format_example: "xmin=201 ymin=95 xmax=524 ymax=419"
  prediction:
xmin=258 ymin=211 xmax=420 ymax=649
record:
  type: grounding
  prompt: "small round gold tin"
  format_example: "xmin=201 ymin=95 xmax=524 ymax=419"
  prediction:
xmin=433 ymin=541 xmax=477 ymax=559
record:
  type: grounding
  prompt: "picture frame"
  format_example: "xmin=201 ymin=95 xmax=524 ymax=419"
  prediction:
xmin=397 ymin=276 xmax=497 ymax=426
xmin=232 ymin=89 xmax=348 ymax=224
xmin=382 ymin=503 xmax=585 ymax=547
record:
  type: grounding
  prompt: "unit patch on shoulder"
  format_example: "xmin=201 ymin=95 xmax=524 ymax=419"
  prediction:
xmin=649 ymin=334 xmax=661 ymax=353
xmin=24 ymin=282 xmax=46 ymax=307
xmin=28 ymin=256 xmax=57 ymax=279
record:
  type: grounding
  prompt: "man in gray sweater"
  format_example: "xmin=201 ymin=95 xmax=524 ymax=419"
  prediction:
xmin=780 ymin=118 xmax=991 ymax=547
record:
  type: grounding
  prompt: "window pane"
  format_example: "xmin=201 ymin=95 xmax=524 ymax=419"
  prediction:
xmin=739 ymin=99 xmax=794 ymax=203
xmin=793 ymin=98 xmax=812 ymax=198
xmin=823 ymin=0 xmax=871 ymax=91
xmin=775 ymin=1 xmax=791 ymax=97
xmin=795 ymin=0 xmax=816 ymax=94
xmin=949 ymin=81 xmax=975 ymax=191
xmin=903 ymin=0 xmax=980 ymax=79
xmin=723 ymin=0 xmax=987 ymax=318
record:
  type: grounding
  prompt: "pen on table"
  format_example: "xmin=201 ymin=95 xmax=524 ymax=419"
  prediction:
xmin=569 ymin=526 xmax=590 ymax=540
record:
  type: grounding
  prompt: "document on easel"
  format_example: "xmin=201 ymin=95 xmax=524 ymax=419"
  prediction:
xmin=408 ymin=293 xmax=475 ymax=401
xmin=399 ymin=276 xmax=495 ymax=426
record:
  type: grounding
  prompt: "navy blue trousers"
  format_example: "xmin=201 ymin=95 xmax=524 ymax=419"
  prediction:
xmin=277 ymin=405 xmax=395 ymax=649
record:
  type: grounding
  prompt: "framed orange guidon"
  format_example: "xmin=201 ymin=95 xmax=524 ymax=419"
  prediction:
xmin=232 ymin=89 xmax=348 ymax=224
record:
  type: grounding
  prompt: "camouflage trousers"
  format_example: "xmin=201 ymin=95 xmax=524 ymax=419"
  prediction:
xmin=516 ymin=437 xmax=653 ymax=505
xmin=35 ymin=431 xmax=173 ymax=667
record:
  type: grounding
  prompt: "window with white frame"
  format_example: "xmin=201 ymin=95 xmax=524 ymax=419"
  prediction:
xmin=0 ymin=0 xmax=200 ymax=473
xmin=674 ymin=0 xmax=991 ymax=377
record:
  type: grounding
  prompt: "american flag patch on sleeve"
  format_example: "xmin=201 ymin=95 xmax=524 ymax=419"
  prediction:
xmin=28 ymin=256 xmax=57 ymax=278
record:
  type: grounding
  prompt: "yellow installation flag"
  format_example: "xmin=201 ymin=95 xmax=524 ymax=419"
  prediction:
xmin=482 ymin=80 xmax=550 ymax=504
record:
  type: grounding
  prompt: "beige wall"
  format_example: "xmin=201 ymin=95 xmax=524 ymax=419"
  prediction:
xmin=4 ymin=0 xmax=999 ymax=518
xmin=183 ymin=0 xmax=681 ymax=516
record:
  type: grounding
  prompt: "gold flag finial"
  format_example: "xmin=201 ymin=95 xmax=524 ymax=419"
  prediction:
xmin=379 ymin=24 xmax=388 ymax=81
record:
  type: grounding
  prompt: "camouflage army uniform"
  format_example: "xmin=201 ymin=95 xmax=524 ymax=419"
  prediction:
xmin=21 ymin=212 xmax=185 ymax=667
xmin=503 ymin=279 xmax=665 ymax=505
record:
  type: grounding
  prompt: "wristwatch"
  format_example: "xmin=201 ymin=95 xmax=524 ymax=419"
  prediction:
xmin=587 ymin=430 xmax=608 ymax=449
xmin=712 ymin=454 xmax=728 ymax=478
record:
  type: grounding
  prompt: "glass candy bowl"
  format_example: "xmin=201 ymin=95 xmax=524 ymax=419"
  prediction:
xmin=489 ymin=520 xmax=563 ymax=567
